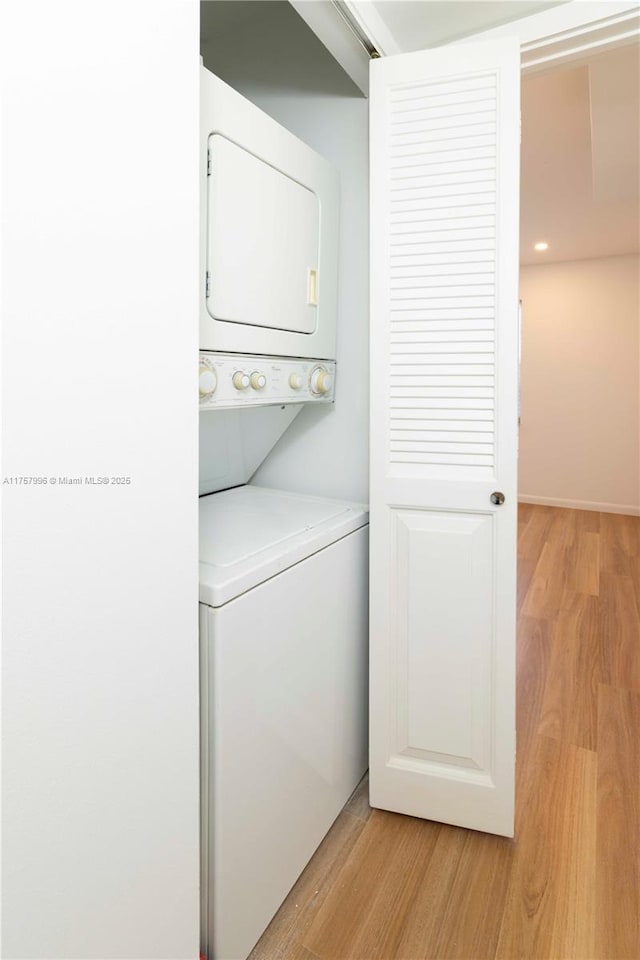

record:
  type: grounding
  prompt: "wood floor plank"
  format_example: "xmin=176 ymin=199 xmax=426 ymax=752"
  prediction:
xmin=520 ymin=539 xmax=568 ymax=619
xmin=248 ymin=810 xmax=365 ymax=960
xmin=549 ymin=743 xmax=597 ymax=960
xmin=595 ymin=685 xmax=640 ymax=960
xmin=517 ymin=553 xmax=540 ymax=614
xmin=519 ymin=508 xmax=579 ymax=619
xmin=574 ymin=530 xmax=600 ymax=597
xmin=517 ymin=504 xmax=556 ymax=611
xmin=393 ymin=827 xmax=514 ymax=960
xmin=517 ymin=504 xmax=555 ymax=562
xmin=294 ymin=946 xmax=321 ymax=960
xmin=600 ymin=512 xmax=639 ymax=579
xmin=277 ymin=943 xmax=320 ymax=960
xmin=521 ymin=525 xmax=600 ymax=619
xmin=303 ymin=810 xmax=443 ymax=959
xmin=538 ymin=594 xmax=601 ymax=750
xmin=516 ymin=614 xmax=553 ymax=753
xmin=379 ymin=826 xmax=468 ymax=960
xmin=495 ymin=736 xmax=597 ymax=960
xmin=598 ymin=572 xmax=640 ymax=693
xmin=572 ymin=507 xmax=602 ymax=535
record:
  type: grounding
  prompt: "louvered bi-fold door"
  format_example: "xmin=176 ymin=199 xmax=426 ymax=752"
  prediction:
xmin=369 ymin=39 xmax=520 ymax=837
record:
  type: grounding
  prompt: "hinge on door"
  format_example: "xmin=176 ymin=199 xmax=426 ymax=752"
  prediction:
xmin=205 ymin=271 xmax=211 ymax=298
xmin=207 ymin=150 xmax=212 ymax=176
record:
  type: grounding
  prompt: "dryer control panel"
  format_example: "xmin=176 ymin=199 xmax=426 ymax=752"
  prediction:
xmin=199 ymin=353 xmax=336 ymax=409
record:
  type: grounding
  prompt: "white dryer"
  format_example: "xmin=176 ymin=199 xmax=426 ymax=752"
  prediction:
xmin=199 ymin=485 xmax=368 ymax=960
xmin=200 ymin=67 xmax=339 ymax=361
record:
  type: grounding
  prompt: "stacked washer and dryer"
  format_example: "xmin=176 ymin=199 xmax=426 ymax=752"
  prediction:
xmin=198 ymin=68 xmax=369 ymax=960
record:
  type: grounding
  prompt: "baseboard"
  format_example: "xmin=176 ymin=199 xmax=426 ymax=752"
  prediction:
xmin=518 ymin=494 xmax=640 ymax=517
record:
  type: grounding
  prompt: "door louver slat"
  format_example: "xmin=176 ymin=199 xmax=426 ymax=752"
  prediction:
xmin=388 ymin=72 xmax=498 ymax=473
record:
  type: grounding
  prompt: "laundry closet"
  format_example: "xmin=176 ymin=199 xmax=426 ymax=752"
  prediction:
xmin=198 ymin=5 xmax=370 ymax=958
xmin=9 ymin=2 xmax=640 ymax=958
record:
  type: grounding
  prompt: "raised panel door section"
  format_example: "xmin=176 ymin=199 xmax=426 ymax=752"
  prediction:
xmin=392 ymin=509 xmax=494 ymax=782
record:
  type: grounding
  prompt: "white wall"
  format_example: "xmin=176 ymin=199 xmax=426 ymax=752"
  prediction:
xmin=1 ymin=2 xmax=200 ymax=956
xmin=519 ymin=255 xmax=640 ymax=514
xmin=201 ymin=1 xmax=370 ymax=505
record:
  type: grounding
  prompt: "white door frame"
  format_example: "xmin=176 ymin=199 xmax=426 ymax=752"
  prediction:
xmin=469 ymin=0 xmax=640 ymax=73
xmin=290 ymin=1 xmax=640 ymax=92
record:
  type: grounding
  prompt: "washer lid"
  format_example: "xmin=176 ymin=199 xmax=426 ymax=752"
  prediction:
xmin=199 ymin=485 xmax=368 ymax=607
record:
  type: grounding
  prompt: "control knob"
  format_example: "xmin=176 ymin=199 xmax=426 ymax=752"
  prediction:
xmin=199 ymin=362 xmax=217 ymax=398
xmin=250 ymin=372 xmax=267 ymax=390
xmin=289 ymin=373 xmax=303 ymax=391
xmin=310 ymin=366 xmax=333 ymax=396
xmin=232 ymin=371 xmax=250 ymax=390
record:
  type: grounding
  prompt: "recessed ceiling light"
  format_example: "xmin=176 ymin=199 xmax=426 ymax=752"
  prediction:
xmin=534 ymin=242 xmax=549 ymax=251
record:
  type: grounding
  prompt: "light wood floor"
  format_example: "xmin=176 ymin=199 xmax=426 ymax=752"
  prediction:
xmin=249 ymin=504 xmax=640 ymax=960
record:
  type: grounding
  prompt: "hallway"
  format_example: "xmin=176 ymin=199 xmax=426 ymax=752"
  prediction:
xmin=250 ymin=504 xmax=640 ymax=960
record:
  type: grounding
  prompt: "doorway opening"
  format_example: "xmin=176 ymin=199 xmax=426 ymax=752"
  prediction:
xmin=518 ymin=43 xmax=640 ymax=517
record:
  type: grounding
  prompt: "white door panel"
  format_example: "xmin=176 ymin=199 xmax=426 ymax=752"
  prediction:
xmin=370 ymin=38 xmax=519 ymax=837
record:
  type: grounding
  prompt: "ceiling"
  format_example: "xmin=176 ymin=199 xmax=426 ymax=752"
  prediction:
xmin=371 ymin=0 xmax=568 ymax=49
xmin=520 ymin=43 xmax=640 ymax=264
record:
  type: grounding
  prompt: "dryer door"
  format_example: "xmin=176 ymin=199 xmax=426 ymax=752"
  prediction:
xmin=207 ymin=135 xmax=320 ymax=335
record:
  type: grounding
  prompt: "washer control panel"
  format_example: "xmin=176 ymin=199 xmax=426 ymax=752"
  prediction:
xmin=199 ymin=353 xmax=336 ymax=408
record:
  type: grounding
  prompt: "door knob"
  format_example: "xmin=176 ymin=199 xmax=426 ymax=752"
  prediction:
xmin=491 ymin=491 xmax=505 ymax=505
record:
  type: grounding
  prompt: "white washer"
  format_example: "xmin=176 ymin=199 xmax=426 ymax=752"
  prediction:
xmin=199 ymin=485 xmax=368 ymax=960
